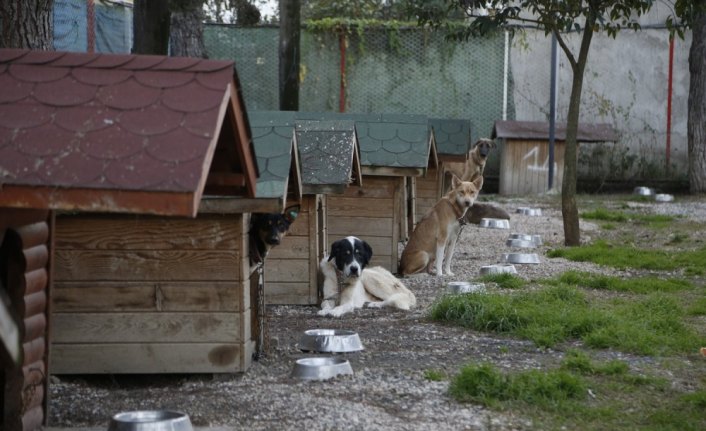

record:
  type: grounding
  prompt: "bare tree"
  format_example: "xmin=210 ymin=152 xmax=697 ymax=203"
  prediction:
xmin=133 ymin=0 xmax=171 ymax=55
xmin=688 ymin=2 xmax=706 ymax=193
xmin=170 ymin=0 xmax=208 ymax=58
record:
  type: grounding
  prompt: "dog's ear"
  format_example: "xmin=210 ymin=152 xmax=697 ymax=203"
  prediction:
xmin=361 ymin=240 xmax=373 ymax=266
xmin=283 ymin=205 xmax=300 ymax=224
xmin=451 ymin=174 xmax=462 ymax=189
xmin=328 ymin=240 xmax=341 ymax=261
xmin=489 ymin=139 xmax=497 ymax=148
xmin=472 ymin=174 xmax=484 ymax=191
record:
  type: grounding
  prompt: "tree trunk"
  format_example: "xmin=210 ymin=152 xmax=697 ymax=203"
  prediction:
xmin=0 ymin=0 xmax=53 ymax=49
xmin=170 ymin=0 xmax=207 ymax=58
xmin=561 ymin=18 xmax=595 ymax=246
xmin=132 ymin=0 xmax=171 ymax=55
xmin=689 ymin=3 xmax=706 ymax=194
xmin=279 ymin=0 xmax=301 ymax=110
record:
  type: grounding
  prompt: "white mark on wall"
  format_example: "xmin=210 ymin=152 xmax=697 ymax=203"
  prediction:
xmin=522 ymin=146 xmax=558 ymax=172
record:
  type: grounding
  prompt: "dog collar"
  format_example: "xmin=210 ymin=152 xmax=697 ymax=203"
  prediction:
xmin=447 ymin=199 xmax=468 ymax=225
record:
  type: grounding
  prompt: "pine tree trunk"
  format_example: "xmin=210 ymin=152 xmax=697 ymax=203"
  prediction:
xmin=689 ymin=4 xmax=706 ymax=194
xmin=132 ymin=0 xmax=171 ymax=55
xmin=170 ymin=0 xmax=207 ymax=58
xmin=0 ymin=0 xmax=53 ymax=49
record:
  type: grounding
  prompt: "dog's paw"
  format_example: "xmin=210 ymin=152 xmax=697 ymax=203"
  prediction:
xmin=365 ymin=301 xmax=384 ymax=309
xmin=320 ymin=299 xmax=335 ymax=310
xmin=317 ymin=309 xmax=332 ymax=317
xmin=445 ymin=270 xmax=455 ymax=277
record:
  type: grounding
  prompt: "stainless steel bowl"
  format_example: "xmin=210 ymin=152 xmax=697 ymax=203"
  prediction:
xmin=505 ymin=238 xmax=536 ymax=248
xmin=297 ymin=329 xmax=364 ymax=353
xmin=509 ymin=233 xmax=542 ymax=246
xmin=108 ymin=411 xmax=192 ymax=431
xmin=502 ymin=253 xmax=540 ymax=264
xmin=479 ymin=218 xmax=510 ymax=229
xmin=291 ymin=357 xmax=353 ymax=380
xmin=516 ymin=207 xmax=542 ymax=216
xmin=654 ymin=193 xmax=674 ymax=202
xmin=479 ymin=264 xmax=517 ymax=275
xmin=634 ymin=186 xmax=653 ymax=196
xmin=447 ymin=281 xmax=485 ymax=294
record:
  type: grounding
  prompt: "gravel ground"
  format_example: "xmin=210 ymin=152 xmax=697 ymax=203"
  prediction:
xmin=49 ymin=194 xmax=706 ymax=430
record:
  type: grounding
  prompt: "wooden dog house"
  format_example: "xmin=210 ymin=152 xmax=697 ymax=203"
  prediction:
xmin=0 ymin=49 xmax=266 ymax=380
xmin=492 ymin=120 xmax=617 ymax=195
xmin=318 ymin=113 xmax=437 ymax=273
xmin=248 ymin=112 xmax=360 ymax=305
xmin=416 ymin=118 xmax=472 ymax=225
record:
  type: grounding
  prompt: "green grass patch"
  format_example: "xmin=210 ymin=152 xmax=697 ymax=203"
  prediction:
xmin=686 ymin=297 xmax=706 ymax=316
xmin=580 ymin=207 xmax=674 ymax=228
xmin=428 ymin=286 xmax=705 ymax=355
xmin=547 ymin=240 xmax=706 ymax=275
xmin=448 ymin=354 xmax=705 ymax=430
xmin=479 ymin=273 xmax=525 ymax=289
xmin=423 ymin=369 xmax=446 ymax=381
xmin=449 ymin=362 xmax=586 ymax=408
xmin=555 ymin=270 xmax=692 ymax=294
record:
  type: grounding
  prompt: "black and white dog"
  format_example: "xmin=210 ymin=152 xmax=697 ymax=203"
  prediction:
xmin=249 ymin=205 xmax=300 ymax=266
xmin=319 ymin=236 xmax=416 ymax=317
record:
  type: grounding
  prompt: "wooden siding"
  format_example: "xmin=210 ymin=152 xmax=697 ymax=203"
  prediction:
xmin=51 ymin=213 xmax=253 ymax=374
xmin=414 ymin=167 xmax=442 ymax=228
xmin=499 ymin=139 xmax=567 ymax=195
xmin=326 ymin=176 xmax=403 ymax=273
xmin=1 ymin=209 xmax=51 ymax=431
xmin=264 ymin=196 xmax=322 ymax=305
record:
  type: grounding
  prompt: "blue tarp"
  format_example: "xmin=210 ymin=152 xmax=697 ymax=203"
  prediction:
xmin=53 ymin=0 xmax=133 ymax=53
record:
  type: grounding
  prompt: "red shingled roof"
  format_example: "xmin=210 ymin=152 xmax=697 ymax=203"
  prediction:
xmin=0 ymin=49 xmax=257 ymax=217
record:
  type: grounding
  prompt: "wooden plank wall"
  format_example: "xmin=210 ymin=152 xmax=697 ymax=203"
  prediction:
xmin=264 ymin=195 xmax=321 ymax=305
xmin=1 ymin=209 xmax=51 ymax=431
xmin=51 ymin=213 xmax=253 ymax=374
xmin=326 ymin=176 xmax=403 ymax=273
xmin=499 ymin=139 xmax=566 ymax=195
xmin=414 ymin=167 xmax=442 ymax=229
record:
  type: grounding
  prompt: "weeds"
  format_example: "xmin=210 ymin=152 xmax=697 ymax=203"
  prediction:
xmin=479 ymin=273 xmax=525 ymax=289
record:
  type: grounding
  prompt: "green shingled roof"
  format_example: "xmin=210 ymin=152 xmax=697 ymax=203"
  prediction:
xmin=429 ymin=118 xmax=472 ymax=160
xmin=294 ymin=120 xmax=361 ymax=194
xmin=248 ymin=111 xmax=297 ymax=200
xmin=296 ymin=112 xmax=437 ymax=176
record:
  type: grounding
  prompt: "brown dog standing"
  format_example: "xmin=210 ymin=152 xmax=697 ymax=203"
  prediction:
xmin=399 ymin=175 xmax=483 ymax=277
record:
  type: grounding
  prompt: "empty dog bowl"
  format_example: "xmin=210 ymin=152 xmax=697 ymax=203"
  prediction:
xmin=291 ymin=357 xmax=353 ymax=380
xmin=655 ymin=193 xmax=674 ymax=202
xmin=108 ymin=411 xmax=192 ymax=431
xmin=447 ymin=281 xmax=485 ymax=294
xmin=509 ymin=233 xmax=543 ymax=246
xmin=479 ymin=264 xmax=517 ymax=275
xmin=503 ymin=253 xmax=540 ymax=264
xmin=505 ymin=238 xmax=537 ymax=248
xmin=480 ymin=218 xmax=510 ymax=229
xmin=516 ymin=207 xmax=542 ymax=216
xmin=634 ymin=186 xmax=653 ymax=196
xmin=297 ymin=329 xmax=364 ymax=353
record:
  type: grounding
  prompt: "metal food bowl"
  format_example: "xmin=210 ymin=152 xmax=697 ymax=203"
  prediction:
xmin=297 ymin=329 xmax=364 ymax=353
xmin=447 ymin=281 xmax=485 ymax=294
xmin=108 ymin=411 xmax=192 ymax=431
xmin=291 ymin=357 xmax=353 ymax=380
xmin=479 ymin=264 xmax=517 ymax=275
xmin=502 ymin=253 xmax=540 ymax=264
xmin=479 ymin=218 xmax=510 ymax=229
xmin=509 ymin=233 xmax=542 ymax=246
xmin=655 ymin=193 xmax=674 ymax=202
xmin=516 ymin=207 xmax=542 ymax=216
xmin=634 ymin=186 xmax=654 ymax=196
xmin=505 ymin=238 xmax=537 ymax=248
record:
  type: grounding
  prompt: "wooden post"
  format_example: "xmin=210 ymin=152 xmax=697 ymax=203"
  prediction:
xmin=279 ymin=0 xmax=300 ymax=110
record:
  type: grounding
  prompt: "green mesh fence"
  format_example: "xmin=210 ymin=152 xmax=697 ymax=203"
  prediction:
xmin=204 ymin=24 xmax=513 ymax=174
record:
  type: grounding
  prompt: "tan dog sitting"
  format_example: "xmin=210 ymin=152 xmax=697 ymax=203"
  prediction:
xmin=399 ymin=175 xmax=483 ymax=277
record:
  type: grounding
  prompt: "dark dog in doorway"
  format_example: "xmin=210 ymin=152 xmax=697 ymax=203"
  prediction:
xmin=249 ymin=205 xmax=300 ymax=265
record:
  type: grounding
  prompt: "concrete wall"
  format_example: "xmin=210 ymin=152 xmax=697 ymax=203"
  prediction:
xmin=510 ymin=5 xmax=690 ymax=186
